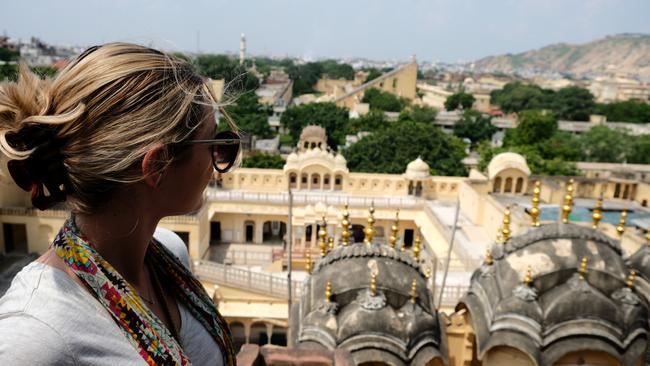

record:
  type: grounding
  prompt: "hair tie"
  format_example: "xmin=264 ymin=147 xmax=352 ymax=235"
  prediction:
xmin=6 ymin=125 xmax=71 ymax=210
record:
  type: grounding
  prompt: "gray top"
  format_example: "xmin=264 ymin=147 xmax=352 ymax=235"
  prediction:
xmin=0 ymin=228 xmax=223 ymax=365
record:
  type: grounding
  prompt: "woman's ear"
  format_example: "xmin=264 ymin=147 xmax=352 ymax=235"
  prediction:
xmin=142 ymin=144 xmax=168 ymax=188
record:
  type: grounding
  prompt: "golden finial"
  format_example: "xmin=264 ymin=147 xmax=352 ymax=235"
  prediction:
xmin=328 ymin=237 xmax=334 ymax=252
xmin=616 ymin=209 xmax=627 ymax=239
xmin=410 ymin=279 xmax=418 ymax=304
xmin=578 ymin=256 xmax=588 ymax=279
xmin=363 ymin=203 xmax=375 ymax=245
xmin=340 ymin=204 xmax=351 ymax=246
xmin=305 ymin=250 xmax=313 ymax=274
xmin=318 ymin=216 xmax=328 ymax=257
xmin=370 ymin=272 xmax=377 ymax=296
xmin=561 ymin=179 xmax=574 ymax=224
xmin=501 ymin=206 xmax=511 ymax=243
xmin=389 ymin=210 xmax=400 ymax=249
xmin=530 ymin=181 xmax=541 ymax=227
xmin=485 ymin=248 xmax=494 ymax=265
xmin=592 ymin=195 xmax=603 ymax=229
xmin=645 ymin=225 xmax=650 ymax=247
xmin=626 ymin=270 xmax=637 ymax=289
xmin=412 ymin=228 xmax=422 ymax=260
xmin=523 ymin=266 xmax=533 ymax=286
xmin=325 ymin=280 xmax=332 ymax=302
xmin=425 ymin=267 xmax=432 ymax=279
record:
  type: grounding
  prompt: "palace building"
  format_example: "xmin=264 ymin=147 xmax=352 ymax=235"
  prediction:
xmin=2 ymin=125 xmax=650 ymax=365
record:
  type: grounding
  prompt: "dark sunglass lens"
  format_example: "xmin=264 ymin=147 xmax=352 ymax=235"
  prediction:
xmin=213 ymin=131 xmax=240 ymax=172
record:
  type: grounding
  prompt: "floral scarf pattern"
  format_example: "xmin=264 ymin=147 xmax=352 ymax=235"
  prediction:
xmin=53 ymin=217 xmax=236 ymax=365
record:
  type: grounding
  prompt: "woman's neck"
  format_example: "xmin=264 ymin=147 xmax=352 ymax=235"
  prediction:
xmin=74 ymin=191 xmax=159 ymax=287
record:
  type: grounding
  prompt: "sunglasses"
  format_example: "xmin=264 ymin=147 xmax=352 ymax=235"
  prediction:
xmin=176 ymin=108 xmax=241 ymax=173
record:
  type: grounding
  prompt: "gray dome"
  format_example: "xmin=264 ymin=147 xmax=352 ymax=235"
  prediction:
xmin=459 ymin=223 xmax=649 ymax=366
xmin=293 ymin=241 xmax=447 ymax=365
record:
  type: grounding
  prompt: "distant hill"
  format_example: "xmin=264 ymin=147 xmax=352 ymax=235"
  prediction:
xmin=474 ymin=33 xmax=650 ymax=79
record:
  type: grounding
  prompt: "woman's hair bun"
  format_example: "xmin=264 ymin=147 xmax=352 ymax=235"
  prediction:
xmin=0 ymin=65 xmax=76 ymax=209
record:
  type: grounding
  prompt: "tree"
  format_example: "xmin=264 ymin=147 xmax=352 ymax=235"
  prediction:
xmin=242 ymin=153 xmax=285 ymax=169
xmin=0 ymin=47 xmax=19 ymax=62
xmin=343 ymin=120 xmax=467 ymax=176
xmin=453 ymin=110 xmax=497 ymax=149
xmin=280 ymin=102 xmax=349 ymax=148
xmin=287 ymin=62 xmax=323 ymax=95
xmin=347 ymin=110 xmax=388 ymax=134
xmin=364 ymin=68 xmax=382 ymax=83
xmin=594 ymin=100 xmax=650 ymax=123
xmin=536 ymin=131 xmax=583 ymax=161
xmin=193 ymin=54 xmax=259 ymax=92
xmin=444 ymin=92 xmax=475 ymax=111
xmin=224 ymin=93 xmax=273 ymax=138
xmin=362 ymin=88 xmax=409 ymax=112
xmin=399 ymin=105 xmax=438 ymax=123
xmin=505 ymin=110 xmax=557 ymax=146
xmin=552 ymin=86 xmax=595 ymax=121
xmin=578 ymin=125 xmax=630 ymax=163
xmin=490 ymin=82 xmax=554 ymax=114
xmin=320 ymin=60 xmax=355 ymax=80
xmin=630 ymin=135 xmax=650 ymax=164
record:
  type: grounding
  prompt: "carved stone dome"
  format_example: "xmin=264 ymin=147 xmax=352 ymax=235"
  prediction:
xmin=458 ymin=223 xmax=649 ymax=366
xmin=291 ymin=217 xmax=447 ymax=366
xmin=404 ymin=157 xmax=430 ymax=180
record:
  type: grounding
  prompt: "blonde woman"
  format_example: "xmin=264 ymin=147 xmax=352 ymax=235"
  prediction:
xmin=0 ymin=44 xmax=240 ymax=365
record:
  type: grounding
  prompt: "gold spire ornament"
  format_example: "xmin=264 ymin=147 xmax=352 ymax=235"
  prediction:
xmin=646 ymin=225 xmax=650 ymax=248
xmin=340 ymin=204 xmax=351 ymax=246
xmin=318 ymin=216 xmax=328 ymax=257
xmin=425 ymin=267 xmax=432 ymax=279
xmin=626 ymin=270 xmax=637 ymax=289
xmin=389 ymin=210 xmax=400 ymax=249
xmin=561 ymin=179 xmax=574 ymax=224
xmin=530 ymin=181 xmax=541 ymax=227
xmin=412 ymin=228 xmax=422 ymax=260
xmin=485 ymin=248 xmax=494 ymax=266
xmin=328 ymin=237 xmax=334 ymax=252
xmin=578 ymin=256 xmax=588 ymax=280
xmin=501 ymin=206 xmax=511 ymax=243
xmin=363 ymin=203 xmax=376 ymax=245
xmin=616 ymin=209 xmax=627 ymax=239
xmin=305 ymin=250 xmax=313 ymax=274
xmin=370 ymin=272 xmax=377 ymax=296
xmin=325 ymin=281 xmax=332 ymax=302
xmin=592 ymin=195 xmax=603 ymax=229
xmin=410 ymin=279 xmax=418 ymax=304
xmin=523 ymin=266 xmax=533 ymax=286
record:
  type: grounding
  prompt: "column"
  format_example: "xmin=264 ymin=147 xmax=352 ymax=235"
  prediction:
xmin=265 ymin=323 xmax=274 ymax=345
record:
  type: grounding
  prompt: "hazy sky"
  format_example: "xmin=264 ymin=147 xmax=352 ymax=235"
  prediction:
xmin=2 ymin=0 xmax=649 ymax=62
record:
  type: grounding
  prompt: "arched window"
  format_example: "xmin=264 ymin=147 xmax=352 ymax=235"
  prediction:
xmin=504 ymin=177 xmax=513 ymax=193
xmin=323 ymin=174 xmax=331 ymax=189
xmin=311 ymin=173 xmax=320 ymax=189
xmin=289 ymin=172 xmax=297 ymax=189
xmin=229 ymin=322 xmax=246 ymax=353
xmin=244 ymin=221 xmax=255 ymax=243
xmin=493 ymin=177 xmax=502 ymax=193
xmin=334 ymin=174 xmax=343 ymax=190
xmin=515 ymin=177 xmax=524 ymax=193
xmin=614 ymin=183 xmax=621 ymax=198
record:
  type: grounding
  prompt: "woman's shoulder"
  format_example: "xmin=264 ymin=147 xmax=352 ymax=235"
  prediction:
xmin=0 ymin=262 xmax=144 ymax=365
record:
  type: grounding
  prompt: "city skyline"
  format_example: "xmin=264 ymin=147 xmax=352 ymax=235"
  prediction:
xmin=2 ymin=0 xmax=650 ymax=62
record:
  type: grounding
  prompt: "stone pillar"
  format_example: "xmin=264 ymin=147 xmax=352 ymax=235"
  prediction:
xmin=265 ymin=323 xmax=274 ymax=345
xmin=244 ymin=321 xmax=251 ymax=344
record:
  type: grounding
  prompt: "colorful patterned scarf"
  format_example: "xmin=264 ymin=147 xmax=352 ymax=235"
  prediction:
xmin=53 ymin=217 xmax=236 ymax=365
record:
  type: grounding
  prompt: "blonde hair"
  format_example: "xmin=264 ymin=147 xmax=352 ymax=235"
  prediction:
xmin=0 ymin=43 xmax=231 ymax=213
